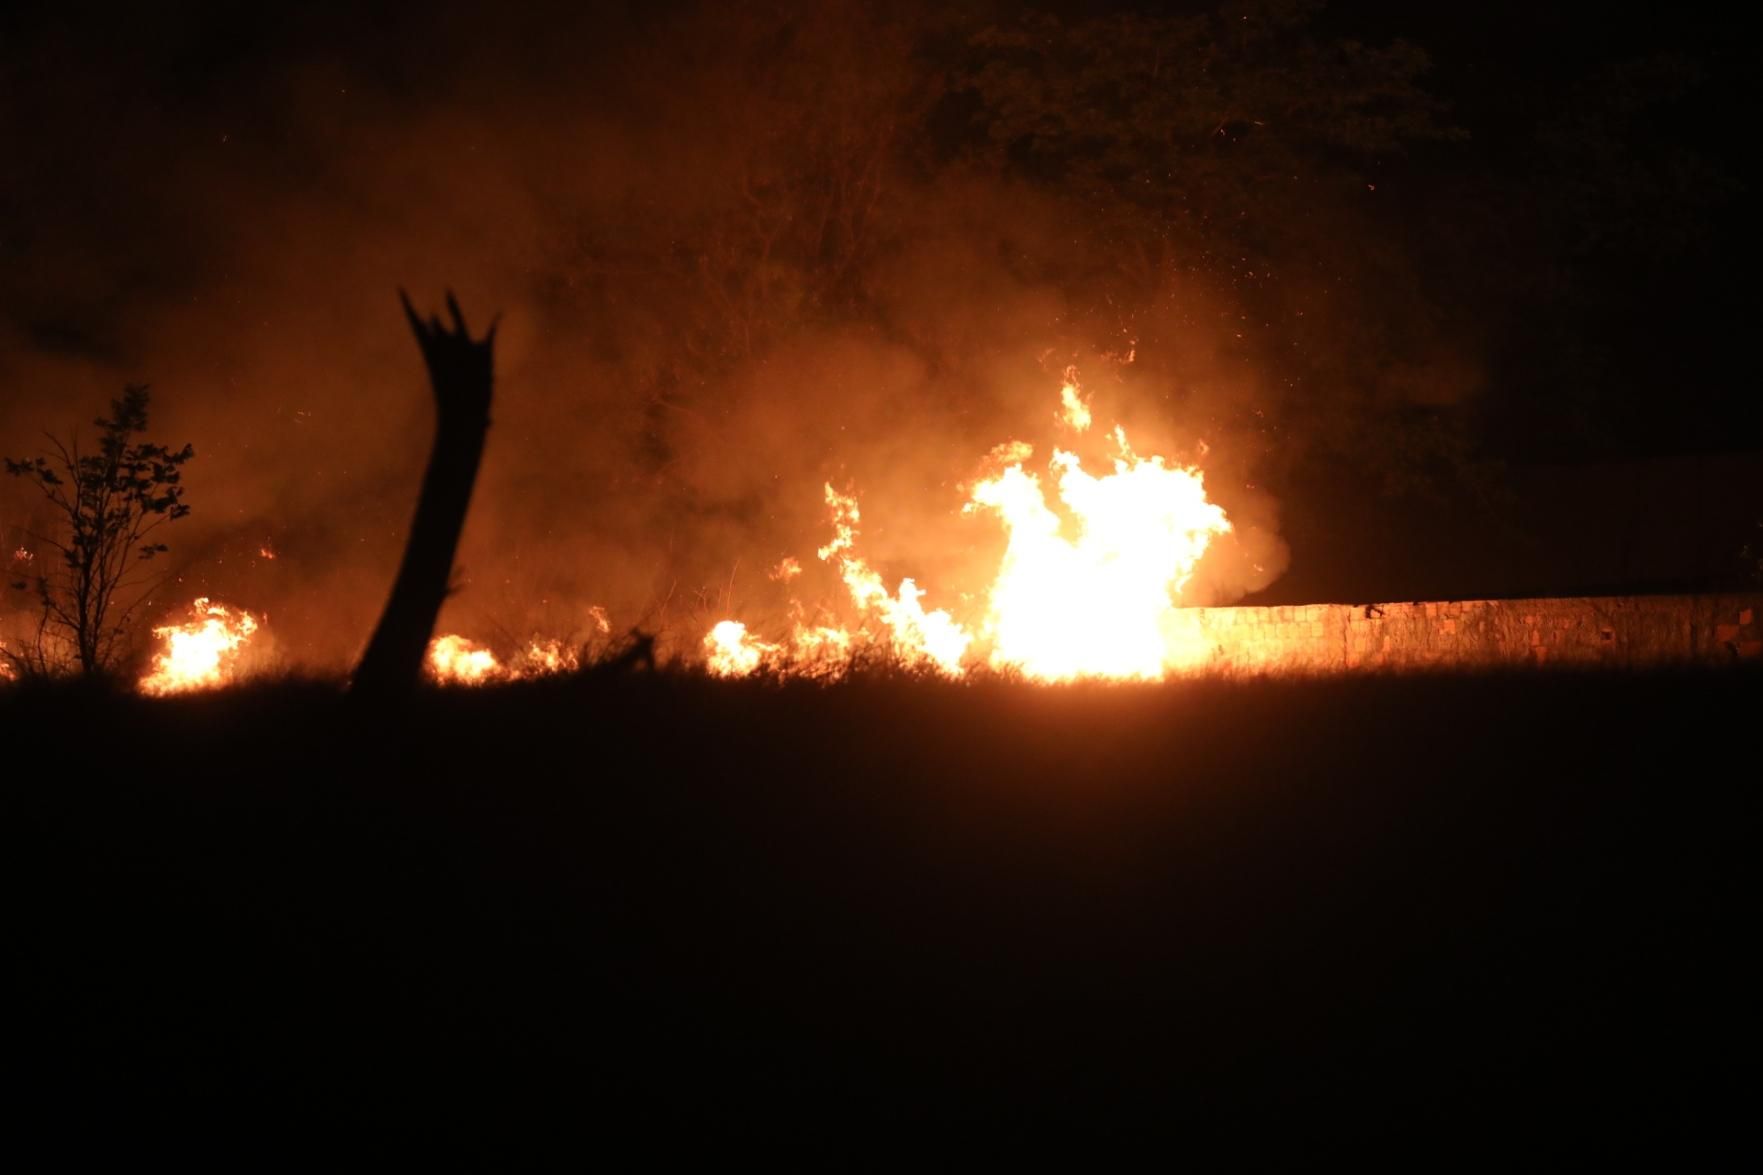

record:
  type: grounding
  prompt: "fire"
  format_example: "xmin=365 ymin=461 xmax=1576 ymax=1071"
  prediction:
xmin=426 ymin=634 xmax=501 ymax=685
xmin=967 ymin=430 xmax=1230 ymax=680
xmin=1058 ymin=371 xmax=1092 ymax=432
xmin=817 ymin=486 xmax=971 ymax=675
xmin=518 ymin=638 xmax=579 ymax=676
xmin=703 ymin=615 xmax=855 ymax=679
xmin=139 ymin=598 xmax=260 ymax=694
xmin=423 ymin=618 xmax=607 ymax=686
xmin=706 ymin=375 xmax=1232 ymax=682
xmin=705 ymin=620 xmax=767 ymax=677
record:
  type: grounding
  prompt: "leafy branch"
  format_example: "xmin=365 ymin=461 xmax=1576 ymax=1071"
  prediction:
xmin=5 ymin=385 xmax=194 ymax=677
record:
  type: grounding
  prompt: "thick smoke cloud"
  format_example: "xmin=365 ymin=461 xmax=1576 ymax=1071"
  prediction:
xmin=2 ymin=1 xmax=1294 ymax=671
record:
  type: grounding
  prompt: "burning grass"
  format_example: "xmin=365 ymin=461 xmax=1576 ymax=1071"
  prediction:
xmin=705 ymin=374 xmax=1235 ymax=683
xmin=137 ymin=598 xmax=260 ymax=695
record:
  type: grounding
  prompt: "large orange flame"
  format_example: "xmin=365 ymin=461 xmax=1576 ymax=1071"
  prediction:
xmin=707 ymin=376 xmax=1231 ymax=681
xmin=139 ymin=598 xmax=260 ymax=694
xmin=968 ymin=428 xmax=1229 ymax=680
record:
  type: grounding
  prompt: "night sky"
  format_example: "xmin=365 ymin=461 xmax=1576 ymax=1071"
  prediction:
xmin=2 ymin=0 xmax=1755 ymax=663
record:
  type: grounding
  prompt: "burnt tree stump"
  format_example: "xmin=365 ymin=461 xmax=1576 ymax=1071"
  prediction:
xmin=352 ymin=291 xmax=497 ymax=699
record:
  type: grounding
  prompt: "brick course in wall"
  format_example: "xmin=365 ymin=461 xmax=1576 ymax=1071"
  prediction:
xmin=1167 ymin=593 xmax=1763 ymax=673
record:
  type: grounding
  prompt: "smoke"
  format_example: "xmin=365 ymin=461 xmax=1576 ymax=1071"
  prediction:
xmin=1 ymin=1 xmax=1301 ymax=670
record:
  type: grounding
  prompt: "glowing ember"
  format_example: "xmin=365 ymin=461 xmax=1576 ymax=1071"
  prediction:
xmin=139 ymin=598 xmax=260 ymax=694
xmin=426 ymin=634 xmax=501 ymax=685
xmin=706 ymin=376 xmax=1231 ymax=681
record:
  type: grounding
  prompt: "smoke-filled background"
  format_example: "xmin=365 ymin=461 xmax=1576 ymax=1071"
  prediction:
xmin=2 ymin=0 xmax=1753 ymax=670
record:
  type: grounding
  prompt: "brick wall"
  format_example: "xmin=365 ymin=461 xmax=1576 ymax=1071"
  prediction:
xmin=1166 ymin=593 xmax=1763 ymax=673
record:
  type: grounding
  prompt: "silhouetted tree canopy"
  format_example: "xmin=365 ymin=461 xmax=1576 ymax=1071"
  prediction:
xmin=5 ymin=386 xmax=194 ymax=675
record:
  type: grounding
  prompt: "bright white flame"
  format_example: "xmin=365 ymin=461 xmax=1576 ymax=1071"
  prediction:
xmin=704 ymin=375 xmax=1232 ymax=682
xmin=705 ymin=620 xmax=768 ymax=677
xmin=968 ymin=432 xmax=1230 ymax=680
xmin=139 ymin=598 xmax=260 ymax=694
xmin=427 ymin=634 xmax=500 ymax=685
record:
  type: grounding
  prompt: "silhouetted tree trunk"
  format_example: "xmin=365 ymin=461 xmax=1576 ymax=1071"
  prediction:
xmin=352 ymin=291 xmax=497 ymax=698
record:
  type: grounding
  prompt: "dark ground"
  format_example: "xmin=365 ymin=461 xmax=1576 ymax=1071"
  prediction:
xmin=6 ymin=666 xmax=1753 ymax=1153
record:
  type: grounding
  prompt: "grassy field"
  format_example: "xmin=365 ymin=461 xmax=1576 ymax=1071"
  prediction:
xmin=7 ymin=666 xmax=1752 ymax=1148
